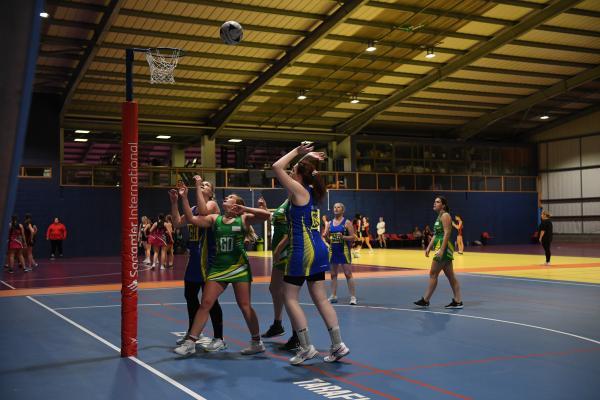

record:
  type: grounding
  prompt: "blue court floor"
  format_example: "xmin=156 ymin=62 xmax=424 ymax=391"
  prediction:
xmin=1 ymin=274 xmax=599 ymax=400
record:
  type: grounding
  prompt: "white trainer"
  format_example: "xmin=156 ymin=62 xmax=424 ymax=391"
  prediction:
xmin=240 ymin=340 xmax=265 ymax=355
xmin=174 ymin=339 xmax=196 ymax=356
xmin=204 ymin=338 xmax=227 ymax=352
xmin=349 ymin=296 xmax=358 ymax=305
xmin=324 ymin=342 xmax=350 ymax=362
xmin=328 ymin=295 xmax=338 ymax=304
xmin=290 ymin=345 xmax=319 ymax=365
xmin=176 ymin=333 xmax=212 ymax=346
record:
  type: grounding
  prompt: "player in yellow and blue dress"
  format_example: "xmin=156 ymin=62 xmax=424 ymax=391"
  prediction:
xmin=323 ymin=203 xmax=357 ymax=305
xmin=272 ymin=143 xmax=350 ymax=365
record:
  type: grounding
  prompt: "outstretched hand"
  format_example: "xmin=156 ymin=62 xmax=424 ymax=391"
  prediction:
xmin=296 ymin=142 xmax=314 ymax=155
xmin=178 ymin=185 xmax=188 ymax=197
xmin=193 ymin=175 xmax=203 ymax=186
xmin=306 ymin=151 xmax=326 ymax=161
xmin=168 ymin=189 xmax=178 ymax=203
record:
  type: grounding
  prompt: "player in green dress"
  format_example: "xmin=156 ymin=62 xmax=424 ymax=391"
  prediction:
xmin=414 ymin=196 xmax=463 ymax=309
xmin=174 ymin=186 xmax=271 ymax=356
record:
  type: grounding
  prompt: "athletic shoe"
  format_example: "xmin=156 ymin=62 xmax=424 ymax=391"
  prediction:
xmin=7 ymin=268 xmax=14 ymax=274
xmin=204 ymin=338 xmax=227 ymax=352
xmin=50 ymin=254 xmax=55 ymax=260
xmin=143 ymin=258 xmax=151 ymax=265
xmin=324 ymin=342 xmax=350 ymax=363
xmin=24 ymin=267 xmax=32 ymax=272
xmin=174 ymin=339 xmax=196 ymax=356
xmin=160 ymin=265 xmax=166 ymax=270
xmin=444 ymin=299 xmax=463 ymax=309
xmin=349 ymin=296 xmax=358 ymax=305
xmin=176 ymin=333 xmax=211 ymax=346
xmin=262 ymin=324 xmax=285 ymax=338
xmin=328 ymin=295 xmax=338 ymax=304
xmin=290 ymin=345 xmax=319 ymax=365
xmin=279 ymin=335 xmax=300 ymax=352
xmin=240 ymin=340 xmax=265 ymax=355
xmin=197 ymin=334 xmax=213 ymax=347
xmin=544 ymin=262 xmax=551 ymax=266
xmin=413 ymin=297 xmax=430 ymax=308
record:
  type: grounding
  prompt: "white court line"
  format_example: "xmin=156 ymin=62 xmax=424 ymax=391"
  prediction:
xmin=8 ymin=265 xmax=154 ymax=282
xmin=26 ymin=296 xmax=207 ymax=400
xmin=53 ymin=301 xmax=600 ymax=346
xmin=54 ymin=303 xmax=163 ymax=310
xmin=463 ymin=273 xmax=600 ymax=287
xmin=1 ymin=280 xmax=16 ymax=289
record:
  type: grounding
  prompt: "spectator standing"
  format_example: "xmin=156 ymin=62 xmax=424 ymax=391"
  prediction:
xmin=538 ymin=210 xmax=553 ymax=265
xmin=376 ymin=217 xmax=386 ymax=248
xmin=46 ymin=217 xmax=67 ymax=259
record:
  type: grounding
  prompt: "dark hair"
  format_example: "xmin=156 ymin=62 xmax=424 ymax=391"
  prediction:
xmin=157 ymin=214 xmax=165 ymax=230
xmin=296 ymin=160 xmax=326 ymax=204
xmin=24 ymin=213 xmax=32 ymax=225
xmin=165 ymin=214 xmax=172 ymax=223
xmin=229 ymin=193 xmax=245 ymax=206
xmin=436 ymin=195 xmax=450 ymax=213
xmin=10 ymin=215 xmax=18 ymax=231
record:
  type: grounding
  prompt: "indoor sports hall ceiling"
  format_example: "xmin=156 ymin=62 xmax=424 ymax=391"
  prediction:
xmin=36 ymin=0 xmax=600 ymax=143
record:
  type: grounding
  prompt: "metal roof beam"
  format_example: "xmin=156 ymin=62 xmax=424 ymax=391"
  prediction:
xmin=208 ymin=0 xmax=369 ymax=138
xmin=118 ymin=8 xmax=307 ymax=37
xmin=457 ymin=64 xmax=600 ymax=140
xmin=109 ymin=26 xmax=290 ymax=52
xmin=47 ymin=0 xmax=107 ymax=13
xmin=59 ymin=0 xmax=124 ymax=120
xmin=173 ymin=0 xmax=326 ymax=20
xmin=336 ymin=0 xmax=586 ymax=136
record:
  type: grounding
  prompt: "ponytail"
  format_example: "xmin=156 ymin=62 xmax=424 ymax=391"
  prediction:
xmin=297 ymin=160 xmax=326 ymax=204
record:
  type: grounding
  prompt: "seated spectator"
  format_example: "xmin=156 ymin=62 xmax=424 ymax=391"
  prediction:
xmin=412 ymin=226 xmax=423 ymax=238
xmin=481 ymin=231 xmax=491 ymax=246
xmin=422 ymin=225 xmax=433 ymax=248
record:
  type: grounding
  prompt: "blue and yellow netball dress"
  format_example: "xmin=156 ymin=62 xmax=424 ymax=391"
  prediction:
xmin=184 ymin=206 xmax=216 ymax=283
xmin=432 ymin=213 xmax=454 ymax=262
xmin=329 ymin=218 xmax=351 ymax=265
xmin=286 ymin=187 xmax=329 ymax=276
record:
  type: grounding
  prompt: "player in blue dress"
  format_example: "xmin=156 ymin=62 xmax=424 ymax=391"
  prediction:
xmin=271 ymin=142 xmax=350 ymax=365
xmin=323 ymin=203 xmax=357 ymax=305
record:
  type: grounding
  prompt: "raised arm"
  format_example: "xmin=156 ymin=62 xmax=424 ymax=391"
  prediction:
xmin=179 ymin=186 xmax=215 ymax=228
xmin=232 ymin=204 xmax=272 ymax=225
xmin=272 ymin=144 xmax=325 ymax=206
xmin=169 ymin=189 xmax=187 ymax=228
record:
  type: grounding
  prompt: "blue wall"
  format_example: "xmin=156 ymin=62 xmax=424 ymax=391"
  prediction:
xmin=13 ymin=95 xmax=538 ymax=258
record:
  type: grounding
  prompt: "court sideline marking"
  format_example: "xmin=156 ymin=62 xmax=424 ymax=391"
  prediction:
xmin=25 ymin=295 xmax=207 ymax=400
xmin=53 ymin=300 xmax=600 ymax=345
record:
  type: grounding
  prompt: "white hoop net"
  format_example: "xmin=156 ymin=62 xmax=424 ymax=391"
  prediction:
xmin=145 ymin=48 xmax=182 ymax=84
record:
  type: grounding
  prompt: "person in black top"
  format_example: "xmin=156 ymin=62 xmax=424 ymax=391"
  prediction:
xmin=538 ymin=210 xmax=553 ymax=265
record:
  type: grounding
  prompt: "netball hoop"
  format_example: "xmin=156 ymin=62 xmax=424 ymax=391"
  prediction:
xmin=121 ymin=47 xmax=183 ymax=357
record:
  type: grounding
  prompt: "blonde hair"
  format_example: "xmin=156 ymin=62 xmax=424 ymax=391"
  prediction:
xmin=541 ymin=210 xmax=552 ymax=218
xmin=333 ymin=202 xmax=345 ymax=212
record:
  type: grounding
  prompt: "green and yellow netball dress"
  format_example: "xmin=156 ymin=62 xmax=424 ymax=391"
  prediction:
xmin=271 ymin=199 xmax=290 ymax=271
xmin=207 ymin=215 xmax=251 ymax=283
xmin=432 ymin=213 xmax=454 ymax=262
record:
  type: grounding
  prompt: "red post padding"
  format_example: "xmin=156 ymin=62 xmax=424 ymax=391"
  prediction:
xmin=121 ymin=101 xmax=139 ymax=357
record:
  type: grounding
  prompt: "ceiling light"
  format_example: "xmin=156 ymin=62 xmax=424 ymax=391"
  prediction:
xmin=75 ymin=129 xmax=90 ymax=134
xmin=40 ymin=12 xmax=49 ymax=18
xmin=350 ymin=95 xmax=360 ymax=104
xmin=297 ymin=90 xmax=307 ymax=100
xmin=156 ymin=135 xmax=171 ymax=139
xmin=366 ymin=41 xmax=377 ymax=52
xmin=74 ymin=138 xmax=88 ymax=142
xmin=228 ymin=139 xmax=243 ymax=143
xmin=540 ymin=115 xmax=550 ymax=120
xmin=425 ymin=47 xmax=436 ymax=59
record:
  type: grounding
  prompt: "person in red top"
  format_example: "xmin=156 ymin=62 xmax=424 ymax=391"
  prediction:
xmin=46 ymin=217 xmax=67 ymax=259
